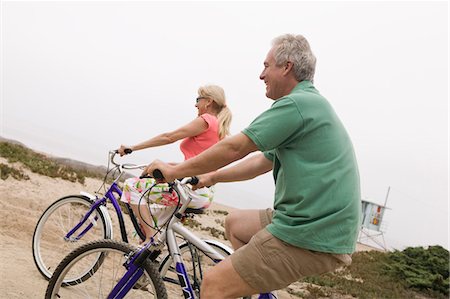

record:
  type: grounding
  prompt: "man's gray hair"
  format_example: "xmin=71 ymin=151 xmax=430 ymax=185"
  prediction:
xmin=272 ymin=34 xmax=316 ymax=82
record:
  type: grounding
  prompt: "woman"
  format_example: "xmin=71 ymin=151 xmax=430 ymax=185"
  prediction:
xmin=118 ymin=85 xmax=231 ymax=243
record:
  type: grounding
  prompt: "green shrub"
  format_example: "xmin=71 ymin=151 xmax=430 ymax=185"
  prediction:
xmin=183 ymin=217 xmax=202 ymax=228
xmin=385 ymin=245 xmax=449 ymax=296
xmin=212 ymin=209 xmax=229 ymax=216
xmin=301 ymin=246 xmax=449 ymax=299
xmin=0 ymin=142 xmax=101 ymax=184
xmin=0 ymin=163 xmax=30 ymax=180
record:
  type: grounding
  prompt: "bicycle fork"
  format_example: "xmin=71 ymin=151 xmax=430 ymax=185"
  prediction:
xmin=107 ymin=241 xmax=162 ymax=299
xmin=64 ymin=197 xmax=107 ymax=241
xmin=166 ymin=227 xmax=196 ymax=299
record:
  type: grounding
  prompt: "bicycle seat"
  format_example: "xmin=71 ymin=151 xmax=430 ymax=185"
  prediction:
xmin=184 ymin=208 xmax=205 ymax=215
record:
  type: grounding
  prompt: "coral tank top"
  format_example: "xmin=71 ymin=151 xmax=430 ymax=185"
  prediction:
xmin=180 ymin=113 xmax=220 ymax=160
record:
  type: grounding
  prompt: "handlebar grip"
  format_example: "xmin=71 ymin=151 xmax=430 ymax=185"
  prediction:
xmin=189 ymin=176 xmax=199 ymax=185
xmin=152 ymin=169 xmax=164 ymax=180
xmin=114 ymin=148 xmax=133 ymax=155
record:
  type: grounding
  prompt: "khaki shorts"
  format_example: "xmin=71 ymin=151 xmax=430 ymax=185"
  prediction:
xmin=230 ymin=208 xmax=352 ymax=293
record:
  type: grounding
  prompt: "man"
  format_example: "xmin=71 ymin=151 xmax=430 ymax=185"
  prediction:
xmin=144 ymin=34 xmax=361 ymax=299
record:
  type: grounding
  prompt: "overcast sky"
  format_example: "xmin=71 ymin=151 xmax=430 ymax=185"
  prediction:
xmin=1 ymin=1 xmax=448 ymax=250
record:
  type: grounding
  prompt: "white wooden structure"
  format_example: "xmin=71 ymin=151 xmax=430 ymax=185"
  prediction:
xmin=358 ymin=187 xmax=391 ymax=250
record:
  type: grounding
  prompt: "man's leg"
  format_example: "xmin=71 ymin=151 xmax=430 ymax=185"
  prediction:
xmin=225 ymin=209 xmax=265 ymax=250
xmin=202 ymin=208 xmax=273 ymax=298
xmin=200 ymin=257 xmax=259 ymax=299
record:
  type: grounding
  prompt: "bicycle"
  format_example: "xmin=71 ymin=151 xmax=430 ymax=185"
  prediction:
xmin=32 ymin=150 xmax=233 ymax=291
xmin=45 ymin=173 xmax=238 ymax=298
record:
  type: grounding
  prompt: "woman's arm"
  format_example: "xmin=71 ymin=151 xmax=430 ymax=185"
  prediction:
xmin=119 ymin=117 xmax=208 ymax=154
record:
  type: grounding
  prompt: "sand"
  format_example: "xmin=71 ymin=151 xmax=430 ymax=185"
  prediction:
xmin=0 ymin=157 xmax=371 ymax=298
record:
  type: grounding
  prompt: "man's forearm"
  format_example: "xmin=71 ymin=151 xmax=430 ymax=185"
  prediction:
xmin=213 ymin=152 xmax=273 ymax=183
xmin=173 ymin=133 xmax=258 ymax=178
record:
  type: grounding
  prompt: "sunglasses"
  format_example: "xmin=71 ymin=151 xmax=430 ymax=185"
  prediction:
xmin=196 ymin=96 xmax=207 ymax=103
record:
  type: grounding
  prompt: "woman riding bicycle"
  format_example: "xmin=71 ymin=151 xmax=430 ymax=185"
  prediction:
xmin=118 ymin=84 xmax=232 ymax=243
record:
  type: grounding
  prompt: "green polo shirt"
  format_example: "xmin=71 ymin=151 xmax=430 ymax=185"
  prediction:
xmin=242 ymin=81 xmax=361 ymax=254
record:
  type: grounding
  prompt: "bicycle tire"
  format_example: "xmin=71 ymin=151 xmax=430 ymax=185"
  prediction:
xmin=159 ymin=240 xmax=233 ymax=297
xmin=45 ymin=239 xmax=167 ymax=299
xmin=32 ymin=195 xmax=110 ymax=282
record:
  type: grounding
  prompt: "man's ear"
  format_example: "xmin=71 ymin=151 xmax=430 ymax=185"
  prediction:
xmin=283 ymin=61 xmax=294 ymax=75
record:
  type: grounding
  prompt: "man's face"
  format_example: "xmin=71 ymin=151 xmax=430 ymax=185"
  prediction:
xmin=259 ymin=47 xmax=286 ymax=100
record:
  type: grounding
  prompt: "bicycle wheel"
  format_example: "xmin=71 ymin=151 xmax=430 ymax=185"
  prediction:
xmin=32 ymin=195 xmax=110 ymax=282
xmin=45 ymin=240 xmax=167 ymax=299
xmin=159 ymin=240 xmax=233 ymax=297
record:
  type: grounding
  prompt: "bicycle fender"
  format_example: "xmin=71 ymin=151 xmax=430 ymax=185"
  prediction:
xmin=199 ymin=239 xmax=234 ymax=255
xmin=80 ymin=191 xmax=114 ymax=240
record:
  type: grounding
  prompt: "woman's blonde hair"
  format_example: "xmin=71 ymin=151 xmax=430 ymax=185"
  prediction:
xmin=198 ymin=85 xmax=232 ymax=139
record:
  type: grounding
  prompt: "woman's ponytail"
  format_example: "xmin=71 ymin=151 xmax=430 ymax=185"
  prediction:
xmin=198 ymin=85 xmax=232 ymax=139
xmin=217 ymin=106 xmax=232 ymax=139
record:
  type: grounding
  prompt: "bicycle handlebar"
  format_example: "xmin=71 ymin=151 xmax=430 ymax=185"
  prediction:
xmin=140 ymin=169 xmax=198 ymax=186
xmin=110 ymin=150 xmax=198 ymax=185
xmin=109 ymin=150 xmax=146 ymax=171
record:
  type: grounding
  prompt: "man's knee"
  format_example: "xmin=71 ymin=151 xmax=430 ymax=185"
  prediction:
xmin=225 ymin=211 xmax=242 ymax=241
xmin=224 ymin=211 xmax=239 ymax=239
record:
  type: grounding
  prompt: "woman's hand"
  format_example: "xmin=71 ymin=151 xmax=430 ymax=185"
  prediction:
xmin=192 ymin=172 xmax=216 ymax=190
xmin=118 ymin=145 xmax=132 ymax=156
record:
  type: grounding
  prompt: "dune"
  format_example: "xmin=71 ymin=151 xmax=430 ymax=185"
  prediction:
xmin=0 ymin=153 xmax=374 ymax=298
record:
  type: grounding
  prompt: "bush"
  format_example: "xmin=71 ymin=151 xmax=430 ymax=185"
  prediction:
xmin=385 ymin=245 xmax=449 ymax=296
xmin=0 ymin=142 xmax=93 ymax=184
xmin=301 ymin=246 xmax=449 ymax=299
xmin=0 ymin=163 xmax=30 ymax=180
xmin=302 ymin=250 xmax=412 ymax=299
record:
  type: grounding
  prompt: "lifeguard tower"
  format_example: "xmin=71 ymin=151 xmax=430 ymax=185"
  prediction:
xmin=358 ymin=187 xmax=391 ymax=250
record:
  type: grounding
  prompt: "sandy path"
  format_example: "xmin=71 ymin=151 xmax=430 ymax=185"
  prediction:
xmin=0 ymin=157 xmax=372 ymax=298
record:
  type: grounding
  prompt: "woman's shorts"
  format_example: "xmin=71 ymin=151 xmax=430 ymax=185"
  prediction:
xmin=120 ymin=177 xmax=214 ymax=228
xmin=230 ymin=208 xmax=352 ymax=293
xmin=120 ymin=177 xmax=214 ymax=209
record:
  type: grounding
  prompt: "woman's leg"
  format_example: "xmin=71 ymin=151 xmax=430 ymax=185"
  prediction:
xmin=121 ymin=177 xmax=174 ymax=242
xmin=186 ymin=186 xmax=214 ymax=209
xmin=130 ymin=204 xmax=156 ymax=243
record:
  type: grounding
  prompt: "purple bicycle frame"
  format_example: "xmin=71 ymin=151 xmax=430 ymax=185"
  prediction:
xmin=107 ymin=246 xmax=146 ymax=299
xmin=64 ymin=182 xmax=131 ymax=243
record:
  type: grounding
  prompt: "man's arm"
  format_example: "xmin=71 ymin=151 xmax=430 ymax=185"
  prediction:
xmin=212 ymin=152 xmax=273 ymax=183
xmin=193 ymin=152 xmax=273 ymax=189
xmin=143 ymin=133 xmax=258 ymax=182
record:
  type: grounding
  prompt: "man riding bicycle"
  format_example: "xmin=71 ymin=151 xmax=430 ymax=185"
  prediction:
xmin=143 ymin=34 xmax=361 ymax=299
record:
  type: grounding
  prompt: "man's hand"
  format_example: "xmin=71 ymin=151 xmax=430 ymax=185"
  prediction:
xmin=192 ymin=172 xmax=216 ymax=190
xmin=141 ymin=159 xmax=176 ymax=182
